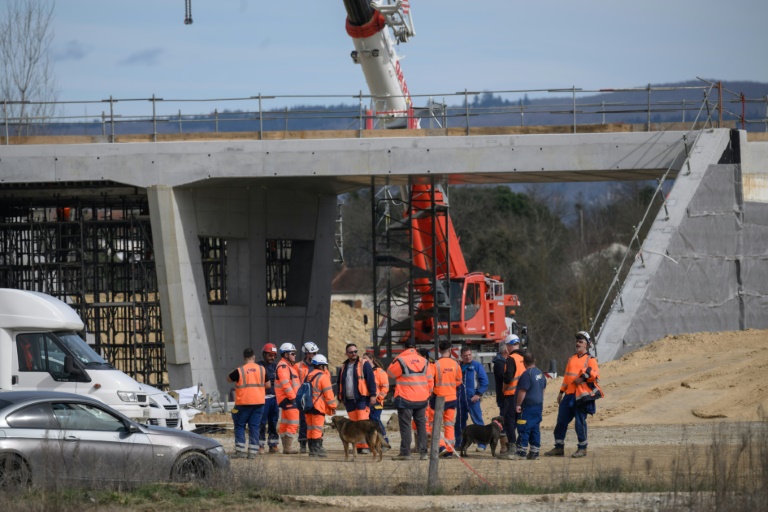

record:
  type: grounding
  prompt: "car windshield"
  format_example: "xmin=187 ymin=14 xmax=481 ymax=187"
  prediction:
xmin=56 ymin=332 xmax=113 ymax=368
xmin=0 ymin=399 xmax=12 ymax=411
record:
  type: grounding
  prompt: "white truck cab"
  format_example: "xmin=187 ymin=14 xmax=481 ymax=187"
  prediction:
xmin=0 ymin=288 xmax=188 ymax=429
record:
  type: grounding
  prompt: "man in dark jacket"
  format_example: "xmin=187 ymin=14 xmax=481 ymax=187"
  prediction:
xmin=492 ymin=342 xmax=509 ymax=415
xmin=337 ymin=342 xmax=377 ymax=453
xmin=258 ymin=343 xmax=280 ymax=454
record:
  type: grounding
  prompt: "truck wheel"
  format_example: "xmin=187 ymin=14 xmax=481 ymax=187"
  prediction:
xmin=0 ymin=454 xmax=31 ymax=489
xmin=171 ymin=452 xmax=213 ymax=482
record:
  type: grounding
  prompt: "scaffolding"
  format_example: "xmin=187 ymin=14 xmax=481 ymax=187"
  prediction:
xmin=0 ymin=190 xmax=168 ymax=388
xmin=370 ymin=176 xmax=452 ymax=362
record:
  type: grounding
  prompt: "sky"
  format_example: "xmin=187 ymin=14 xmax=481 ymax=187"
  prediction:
xmin=45 ymin=0 xmax=768 ymax=118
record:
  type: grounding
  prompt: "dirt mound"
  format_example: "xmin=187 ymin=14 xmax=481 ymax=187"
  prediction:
xmin=542 ymin=328 xmax=768 ymax=427
xmin=325 ymin=304 xmax=768 ymax=426
xmin=327 ymin=301 xmax=373 ymax=368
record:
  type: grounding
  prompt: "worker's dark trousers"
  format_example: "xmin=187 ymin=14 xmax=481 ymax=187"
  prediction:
xmin=502 ymin=394 xmax=518 ymax=445
xmin=553 ymin=393 xmax=589 ymax=449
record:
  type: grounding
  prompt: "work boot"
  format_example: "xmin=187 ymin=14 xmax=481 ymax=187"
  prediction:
xmin=498 ymin=436 xmax=509 ymax=456
xmin=231 ymin=451 xmax=247 ymax=459
xmin=257 ymin=446 xmax=265 ymax=455
xmin=507 ymin=450 xmax=527 ymax=460
xmin=300 ymin=440 xmax=308 ymax=454
xmin=315 ymin=439 xmax=327 ymax=457
xmin=282 ymin=436 xmax=299 ymax=455
xmin=572 ymin=448 xmax=588 ymax=458
xmin=392 ymin=454 xmax=413 ymax=461
xmin=268 ymin=445 xmax=280 ymax=454
xmin=527 ymin=450 xmax=539 ymax=460
xmin=420 ymin=452 xmax=428 ymax=461
xmin=544 ymin=446 xmax=565 ymax=457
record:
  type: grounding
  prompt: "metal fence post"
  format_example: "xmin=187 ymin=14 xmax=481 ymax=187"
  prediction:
xmin=151 ymin=94 xmax=157 ymax=142
xmin=258 ymin=93 xmax=263 ymax=138
xmin=3 ymin=99 xmax=8 ymax=145
xmin=178 ymin=109 xmax=182 ymax=133
xmin=109 ymin=96 xmax=115 ymax=143
xmin=572 ymin=86 xmax=577 ymax=133
xmin=214 ymin=108 xmax=219 ymax=133
xmin=464 ymin=89 xmax=470 ymax=135
xmin=359 ymin=90 xmax=364 ymax=137
xmin=647 ymin=84 xmax=651 ymax=131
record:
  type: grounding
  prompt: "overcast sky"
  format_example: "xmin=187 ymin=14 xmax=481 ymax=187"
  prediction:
xmin=50 ymin=0 xmax=768 ymax=117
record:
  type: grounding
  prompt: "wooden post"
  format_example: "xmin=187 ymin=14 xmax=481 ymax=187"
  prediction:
xmin=427 ymin=395 xmax=445 ymax=491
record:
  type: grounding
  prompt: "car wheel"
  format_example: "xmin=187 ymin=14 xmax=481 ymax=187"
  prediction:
xmin=0 ymin=454 xmax=31 ymax=489
xmin=171 ymin=451 xmax=213 ymax=483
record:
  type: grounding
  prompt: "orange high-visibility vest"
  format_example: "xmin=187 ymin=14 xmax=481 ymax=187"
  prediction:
xmin=373 ymin=367 xmax=389 ymax=405
xmin=308 ymin=368 xmax=338 ymax=415
xmin=433 ymin=357 xmax=462 ymax=400
xmin=387 ymin=348 xmax=430 ymax=403
xmin=276 ymin=358 xmax=300 ymax=403
xmin=560 ymin=353 xmax=604 ymax=400
xmin=502 ymin=352 xmax=525 ymax=396
xmin=296 ymin=360 xmax=311 ymax=381
xmin=338 ymin=359 xmax=372 ymax=398
xmin=234 ymin=362 xmax=266 ymax=406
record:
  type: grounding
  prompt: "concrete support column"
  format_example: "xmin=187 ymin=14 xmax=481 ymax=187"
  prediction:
xmin=147 ymin=185 xmax=217 ymax=392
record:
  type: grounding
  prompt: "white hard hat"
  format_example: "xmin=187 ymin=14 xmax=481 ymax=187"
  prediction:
xmin=505 ymin=334 xmax=520 ymax=345
xmin=311 ymin=354 xmax=328 ymax=366
xmin=279 ymin=342 xmax=296 ymax=354
xmin=302 ymin=341 xmax=319 ymax=354
xmin=576 ymin=331 xmax=592 ymax=344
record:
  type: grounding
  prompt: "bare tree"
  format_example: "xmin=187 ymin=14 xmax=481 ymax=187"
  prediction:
xmin=0 ymin=0 xmax=58 ymax=136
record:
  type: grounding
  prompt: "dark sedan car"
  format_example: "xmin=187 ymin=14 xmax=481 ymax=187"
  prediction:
xmin=0 ymin=391 xmax=229 ymax=488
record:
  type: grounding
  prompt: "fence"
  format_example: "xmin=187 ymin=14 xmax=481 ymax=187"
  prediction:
xmin=2 ymin=80 xmax=766 ymax=143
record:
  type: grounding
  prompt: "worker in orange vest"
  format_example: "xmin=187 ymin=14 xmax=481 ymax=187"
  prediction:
xmin=275 ymin=342 xmax=301 ymax=454
xmin=432 ymin=340 xmax=463 ymax=457
xmin=226 ymin=348 xmax=268 ymax=458
xmin=296 ymin=341 xmax=320 ymax=454
xmin=363 ymin=353 xmax=391 ymax=447
xmin=545 ymin=331 xmax=603 ymax=458
xmin=338 ymin=342 xmax=377 ymax=453
xmin=304 ymin=354 xmax=337 ymax=458
xmin=501 ymin=334 xmax=525 ymax=454
xmin=388 ymin=339 xmax=432 ymax=461
xmin=416 ymin=347 xmax=436 ymax=441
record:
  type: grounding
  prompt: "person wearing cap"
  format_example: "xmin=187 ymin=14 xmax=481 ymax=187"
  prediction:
xmin=337 ymin=342 xmax=377 ymax=453
xmin=258 ymin=343 xmax=280 ymax=454
xmin=500 ymin=334 xmax=525 ymax=455
xmin=387 ymin=339 xmax=433 ymax=461
xmin=456 ymin=345 xmax=489 ymax=452
xmin=296 ymin=341 xmax=320 ymax=454
xmin=304 ymin=354 xmax=337 ymax=458
xmin=544 ymin=331 xmax=602 ymax=458
xmin=226 ymin=348 xmax=268 ymax=459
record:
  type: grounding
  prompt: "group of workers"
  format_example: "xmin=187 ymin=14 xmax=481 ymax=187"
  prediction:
xmin=226 ymin=330 xmax=603 ymax=460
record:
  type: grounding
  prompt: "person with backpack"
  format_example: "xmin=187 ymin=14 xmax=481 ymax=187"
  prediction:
xmin=337 ymin=342 xmax=377 ymax=454
xmin=545 ymin=331 xmax=604 ymax=459
xmin=226 ymin=347 xmax=268 ymax=458
xmin=303 ymin=354 xmax=337 ymax=457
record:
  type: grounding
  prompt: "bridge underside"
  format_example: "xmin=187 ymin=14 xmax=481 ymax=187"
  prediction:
xmin=1 ymin=129 xmax=766 ymax=394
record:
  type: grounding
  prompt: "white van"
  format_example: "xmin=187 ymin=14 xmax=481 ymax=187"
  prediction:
xmin=0 ymin=288 xmax=189 ymax=429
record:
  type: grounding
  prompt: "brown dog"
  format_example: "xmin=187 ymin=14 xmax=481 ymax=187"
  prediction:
xmin=459 ymin=416 xmax=503 ymax=457
xmin=330 ymin=415 xmax=391 ymax=462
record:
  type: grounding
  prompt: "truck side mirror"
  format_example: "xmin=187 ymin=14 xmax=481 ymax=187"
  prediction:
xmin=64 ymin=355 xmax=83 ymax=377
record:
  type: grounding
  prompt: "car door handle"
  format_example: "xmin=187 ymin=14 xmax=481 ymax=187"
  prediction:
xmin=64 ymin=436 xmax=79 ymax=442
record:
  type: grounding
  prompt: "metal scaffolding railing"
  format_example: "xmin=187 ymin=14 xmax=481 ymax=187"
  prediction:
xmin=2 ymin=80 xmax=765 ymax=143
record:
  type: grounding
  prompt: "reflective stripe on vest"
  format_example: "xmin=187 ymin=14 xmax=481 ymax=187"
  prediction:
xmin=502 ymin=353 xmax=525 ymax=395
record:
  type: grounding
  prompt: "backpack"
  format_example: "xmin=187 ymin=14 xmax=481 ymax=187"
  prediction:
xmin=296 ymin=373 xmax=322 ymax=412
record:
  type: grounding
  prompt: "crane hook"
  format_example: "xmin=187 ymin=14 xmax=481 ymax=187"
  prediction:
xmin=184 ymin=0 xmax=193 ymax=25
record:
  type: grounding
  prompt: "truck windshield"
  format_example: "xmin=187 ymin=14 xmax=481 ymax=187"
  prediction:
xmin=56 ymin=332 xmax=112 ymax=368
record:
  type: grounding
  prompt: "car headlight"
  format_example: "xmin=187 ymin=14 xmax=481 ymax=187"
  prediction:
xmin=208 ymin=446 xmax=225 ymax=456
xmin=117 ymin=391 xmax=140 ymax=402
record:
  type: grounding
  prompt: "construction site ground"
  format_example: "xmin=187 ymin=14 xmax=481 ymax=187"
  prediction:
xmin=194 ymin=305 xmax=768 ymax=510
